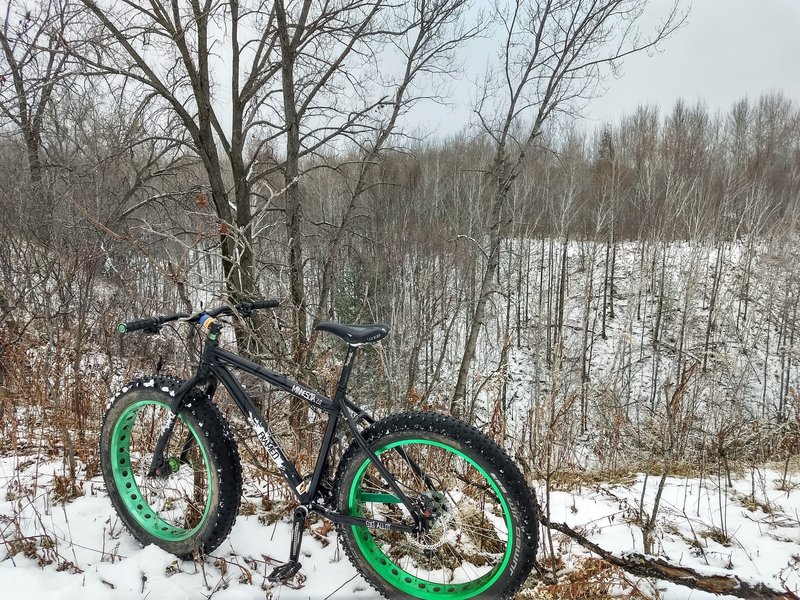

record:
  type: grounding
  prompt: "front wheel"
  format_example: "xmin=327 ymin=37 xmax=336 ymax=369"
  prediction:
xmin=334 ymin=412 xmax=538 ymax=600
xmin=100 ymin=376 xmax=242 ymax=558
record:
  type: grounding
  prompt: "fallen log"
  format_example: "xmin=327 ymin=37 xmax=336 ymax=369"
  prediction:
xmin=542 ymin=516 xmax=799 ymax=599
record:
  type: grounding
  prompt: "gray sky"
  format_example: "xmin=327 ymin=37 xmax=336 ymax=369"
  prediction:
xmin=415 ymin=0 xmax=800 ymax=137
xmin=586 ymin=0 xmax=800 ymax=125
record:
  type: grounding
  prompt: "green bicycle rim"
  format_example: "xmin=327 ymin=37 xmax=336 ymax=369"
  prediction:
xmin=348 ymin=439 xmax=513 ymax=599
xmin=110 ymin=400 xmax=213 ymax=542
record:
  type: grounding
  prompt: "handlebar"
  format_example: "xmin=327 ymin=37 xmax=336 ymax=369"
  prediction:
xmin=118 ymin=314 xmax=189 ymax=334
xmin=205 ymin=298 xmax=281 ymax=318
xmin=118 ymin=299 xmax=281 ymax=334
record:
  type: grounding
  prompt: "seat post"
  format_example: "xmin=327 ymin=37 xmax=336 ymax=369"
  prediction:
xmin=334 ymin=345 xmax=359 ymax=403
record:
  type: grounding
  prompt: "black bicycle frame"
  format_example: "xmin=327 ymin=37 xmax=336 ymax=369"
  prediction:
xmin=148 ymin=328 xmax=421 ymax=534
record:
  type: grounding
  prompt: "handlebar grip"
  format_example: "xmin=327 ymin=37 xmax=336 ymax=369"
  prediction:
xmin=231 ymin=299 xmax=281 ymax=315
xmin=250 ymin=299 xmax=280 ymax=310
xmin=118 ymin=317 xmax=159 ymax=333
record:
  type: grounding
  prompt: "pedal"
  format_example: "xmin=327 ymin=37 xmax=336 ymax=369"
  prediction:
xmin=267 ymin=560 xmax=302 ymax=583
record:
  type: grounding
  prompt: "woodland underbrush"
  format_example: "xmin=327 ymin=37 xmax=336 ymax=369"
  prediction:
xmin=3 ymin=304 xmax=800 ymax=598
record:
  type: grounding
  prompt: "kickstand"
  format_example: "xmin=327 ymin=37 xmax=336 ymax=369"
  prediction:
xmin=267 ymin=506 xmax=307 ymax=583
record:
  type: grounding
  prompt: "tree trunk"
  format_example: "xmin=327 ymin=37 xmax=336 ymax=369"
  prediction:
xmin=703 ymin=244 xmax=723 ymax=372
xmin=452 ymin=227 xmax=504 ymax=417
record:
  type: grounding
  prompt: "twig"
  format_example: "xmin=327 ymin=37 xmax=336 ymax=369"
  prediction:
xmin=323 ymin=573 xmax=359 ymax=600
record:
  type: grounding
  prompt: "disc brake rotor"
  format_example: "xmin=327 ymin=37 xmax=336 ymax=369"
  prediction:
xmin=404 ymin=491 xmax=461 ymax=551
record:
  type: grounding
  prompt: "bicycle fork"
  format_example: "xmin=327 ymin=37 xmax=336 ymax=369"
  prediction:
xmin=146 ymin=338 xmax=220 ymax=477
xmin=146 ymin=377 xmax=198 ymax=477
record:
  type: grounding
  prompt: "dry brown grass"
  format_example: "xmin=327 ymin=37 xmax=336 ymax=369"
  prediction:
xmin=547 ymin=469 xmax=638 ymax=492
xmin=527 ymin=557 xmax=654 ymax=599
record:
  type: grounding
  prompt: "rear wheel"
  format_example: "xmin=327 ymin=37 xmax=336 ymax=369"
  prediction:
xmin=334 ymin=412 xmax=538 ymax=599
xmin=100 ymin=377 xmax=242 ymax=557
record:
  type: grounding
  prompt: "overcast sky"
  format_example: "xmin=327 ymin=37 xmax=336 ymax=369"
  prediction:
xmin=415 ymin=0 xmax=800 ymax=137
xmin=586 ymin=0 xmax=800 ymax=125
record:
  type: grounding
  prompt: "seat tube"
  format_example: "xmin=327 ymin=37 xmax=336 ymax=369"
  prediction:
xmin=334 ymin=345 xmax=359 ymax=403
xmin=336 ymin=343 xmax=422 ymax=523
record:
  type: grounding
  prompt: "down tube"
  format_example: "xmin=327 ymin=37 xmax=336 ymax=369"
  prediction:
xmin=211 ymin=364 xmax=306 ymax=498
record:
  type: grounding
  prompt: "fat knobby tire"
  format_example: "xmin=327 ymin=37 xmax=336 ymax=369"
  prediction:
xmin=333 ymin=411 xmax=539 ymax=600
xmin=100 ymin=376 xmax=242 ymax=558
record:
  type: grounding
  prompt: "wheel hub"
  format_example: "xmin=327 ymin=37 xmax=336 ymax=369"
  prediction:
xmin=405 ymin=491 xmax=460 ymax=551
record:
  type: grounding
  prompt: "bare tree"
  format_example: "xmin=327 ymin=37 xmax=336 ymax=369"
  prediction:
xmin=451 ymin=0 xmax=685 ymax=415
xmin=70 ymin=0 xmax=478 ymax=368
xmin=0 ymin=0 xmax=75 ymax=236
xmin=69 ymin=0 xmax=274 ymax=319
xmin=303 ymin=0 xmax=480 ymax=360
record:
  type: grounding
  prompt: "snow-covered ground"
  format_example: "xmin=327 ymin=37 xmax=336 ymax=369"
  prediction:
xmin=2 ymin=452 xmax=798 ymax=599
xmin=541 ymin=468 xmax=800 ymax=598
xmin=0 ymin=454 xmax=376 ymax=600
